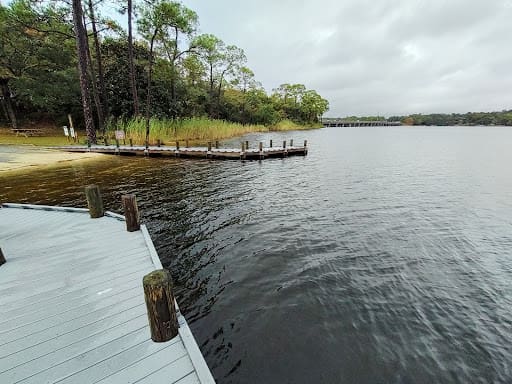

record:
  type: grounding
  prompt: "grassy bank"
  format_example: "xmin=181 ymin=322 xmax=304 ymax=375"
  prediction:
xmin=0 ymin=118 xmax=322 ymax=146
xmin=119 ymin=117 xmax=266 ymax=144
xmin=117 ymin=117 xmax=321 ymax=145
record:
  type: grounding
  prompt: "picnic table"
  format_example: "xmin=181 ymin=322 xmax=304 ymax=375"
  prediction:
xmin=11 ymin=128 xmax=43 ymax=137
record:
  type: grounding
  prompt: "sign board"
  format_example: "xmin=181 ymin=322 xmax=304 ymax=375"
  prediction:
xmin=115 ymin=130 xmax=126 ymax=140
xmin=63 ymin=126 xmax=69 ymax=136
xmin=70 ymin=127 xmax=76 ymax=138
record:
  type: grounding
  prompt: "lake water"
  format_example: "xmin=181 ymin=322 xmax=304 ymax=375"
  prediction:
xmin=2 ymin=126 xmax=512 ymax=383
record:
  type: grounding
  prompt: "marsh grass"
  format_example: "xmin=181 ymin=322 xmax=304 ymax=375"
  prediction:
xmin=115 ymin=117 xmax=268 ymax=145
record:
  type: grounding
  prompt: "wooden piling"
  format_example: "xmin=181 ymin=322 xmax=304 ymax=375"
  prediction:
xmin=84 ymin=185 xmax=104 ymax=218
xmin=186 ymin=140 xmax=189 ymax=148
xmin=157 ymin=139 xmax=161 ymax=147
xmin=283 ymin=140 xmax=286 ymax=149
xmin=304 ymin=140 xmax=307 ymax=147
xmin=121 ymin=194 xmax=140 ymax=232
xmin=208 ymin=142 xmax=212 ymax=152
xmin=130 ymin=138 xmax=133 ymax=147
xmin=215 ymin=140 xmax=219 ymax=149
xmin=143 ymin=269 xmax=179 ymax=342
xmin=290 ymin=139 xmax=294 ymax=147
xmin=0 ymin=247 xmax=5 ymax=266
xmin=67 ymin=114 xmax=75 ymax=143
xmin=259 ymin=142 xmax=263 ymax=152
xmin=176 ymin=141 xmax=180 ymax=150
xmin=270 ymin=139 xmax=273 ymax=148
xmin=245 ymin=140 xmax=249 ymax=149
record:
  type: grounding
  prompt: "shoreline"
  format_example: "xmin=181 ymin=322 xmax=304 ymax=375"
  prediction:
xmin=0 ymin=146 xmax=107 ymax=176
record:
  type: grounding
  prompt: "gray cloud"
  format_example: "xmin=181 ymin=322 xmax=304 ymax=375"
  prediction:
xmin=183 ymin=0 xmax=512 ymax=116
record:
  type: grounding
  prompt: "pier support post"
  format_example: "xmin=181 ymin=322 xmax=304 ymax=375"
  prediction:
xmin=129 ymin=138 xmax=133 ymax=147
xmin=259 ymin=142 xmax=263 ymax=159
xmin=240 ymin=142 xmax=246 ymax=160
xmin=186 ymin=140 xmax=189 ymax=148
xmin=304 ymin=140 xmax=307 ymax=147
xmin=0 ymin=248 xmax=5 ymax=266
xmin=215 ymin=140 xmax=219 ymax=149
xmin=143 ymin=269 xmax=179 ymax=342
xmin=290 ymin=139 xmax=293 ymax=147
xmin=270 ymin=139 xmax=273 ymax=148
xmin=157 ymin=139 xmax=161 ymax=147
xmin=85 ymin=185 xmax=104 ymax=218
xmin=122 ymin=194 xmax=140 ymax=232
xmin=245 ymin=140 xmax=249 ymax=149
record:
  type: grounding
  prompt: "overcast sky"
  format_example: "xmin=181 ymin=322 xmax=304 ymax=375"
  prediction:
xmin=179 ymin=0 xmax=512 ymax=117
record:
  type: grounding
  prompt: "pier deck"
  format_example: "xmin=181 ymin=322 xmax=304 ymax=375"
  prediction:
xmin=56 ymin=144 xmax=308 ymax=160
xmin=0 ymin=204 xmax=215 ymax=384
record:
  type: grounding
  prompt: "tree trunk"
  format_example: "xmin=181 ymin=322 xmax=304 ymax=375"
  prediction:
xmin=0 ymin=79 xmax=17 ymax=129
xmin=83 ymin=10 xmax=104 ymax=133
xmin=88 ymin=0 xmax=109 ymax=131
xmin=169 ymin=27 xmax=178 ymax=118
xmin=208 ymin=63 xmax=214 ymax=118
xmin=127 ymin=0 xmax=139 ymax=116
xmin=72 ymin=0 xmax=96 ymax=144
xmin=145 ymin=30 xmax=158 ymax=145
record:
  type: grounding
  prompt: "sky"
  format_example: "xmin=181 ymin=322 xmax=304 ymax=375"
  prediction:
xmin=177 ymin=0 xmax=512 ymax=117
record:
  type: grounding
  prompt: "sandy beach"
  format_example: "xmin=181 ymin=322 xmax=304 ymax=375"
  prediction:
xmin=0 ymin=146 xmax=105 ymax=175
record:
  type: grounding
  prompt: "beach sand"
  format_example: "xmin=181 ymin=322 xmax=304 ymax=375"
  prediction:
xmin=0 ymin=146 xmax=105 ymax=175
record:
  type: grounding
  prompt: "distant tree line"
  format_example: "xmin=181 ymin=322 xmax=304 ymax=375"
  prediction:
xmin=0 ymin=0 xmax=329 ymax=143
xmin=388 ymin=111 xmax=512 ymax=126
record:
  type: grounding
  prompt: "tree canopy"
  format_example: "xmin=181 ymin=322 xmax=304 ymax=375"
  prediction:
xmin=0 ymin=0 xmax=329 ymax=141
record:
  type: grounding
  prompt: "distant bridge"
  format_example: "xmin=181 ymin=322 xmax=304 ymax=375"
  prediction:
xmin=321 ymin=119 xmax=402 ymax=127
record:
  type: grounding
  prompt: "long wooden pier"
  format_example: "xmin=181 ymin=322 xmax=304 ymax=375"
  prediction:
xmin=0 ymin=197 xmax=215 ymax=383
xmin=56 ymin=139 xmax=308 ymax=160
xmin=322 ymin=119 xmax=401 ymax=127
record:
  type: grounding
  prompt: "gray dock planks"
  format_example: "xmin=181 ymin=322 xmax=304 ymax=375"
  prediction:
xmin=0 ymin=204 xmax=215 ymax=384
xmin=56 ymin=143 xmax=308 ymax=160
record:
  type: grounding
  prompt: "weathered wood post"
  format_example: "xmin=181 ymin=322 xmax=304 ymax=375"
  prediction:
xmin=270 ymin=139 xmax=273 ymax=148
xmin=245 ymin=140 xmax=249 ymax=149
xmin=207 ymin=141 xmax=212 ymax=152
xmin=283 ymin=140 xmax=286 ymax=149
xmin=68 ymin=114 xmax=75 ymax=143
xmin=186 ymin=140 xmax=189 ymax=148
xmin=175 ymin=141 xmax=180 ymax=150
xmin=121 ymin=194 xmax=140 ymax=232
xmin=215 ymin=140 xmax=219 ymax=149
xmin=304 ymin=140 xmax=307 ymax=147
xmin=84 ymin=185 xmax=104 ymax=218
xmin=290 ymin=139 xmax=294 ymax=147
xmin=143 ymin=269 xmax=179 ymax=342
xmin=259 ymin=142 xmax=263 ymax=152
xmin=129 ymin=138 xmax=133 ymax=147
xmin=157 ymin=139 xmax=161 ymax=147
xmin=0 ymin=248 xmax=6 ymax=266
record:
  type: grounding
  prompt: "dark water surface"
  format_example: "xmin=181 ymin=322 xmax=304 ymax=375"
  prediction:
xmin=2 ymin=126 xmax=512 ymax=383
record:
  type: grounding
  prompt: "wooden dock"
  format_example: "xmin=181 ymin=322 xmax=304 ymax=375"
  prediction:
xmin=56 ymin=140 xmax=308 ymax=160
xmin=0 ymin=200 xmax=215 ymax=383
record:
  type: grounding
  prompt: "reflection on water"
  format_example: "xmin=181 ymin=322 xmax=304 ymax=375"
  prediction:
xmin=2 ymin=127 xmax=512 ymax=383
